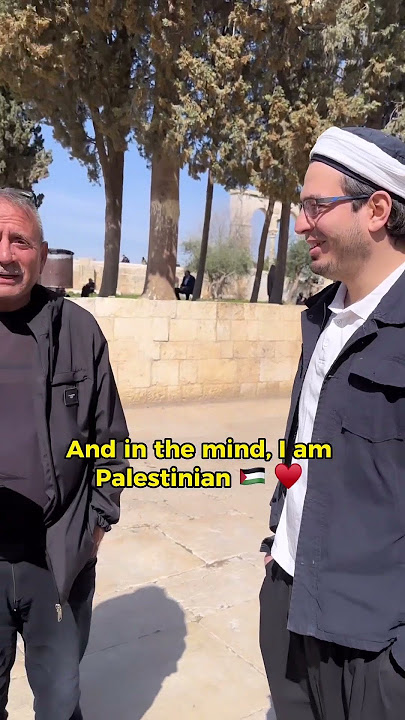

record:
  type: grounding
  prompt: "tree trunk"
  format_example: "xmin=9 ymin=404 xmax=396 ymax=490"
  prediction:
xmin=142 ymin=150 xmax=179 ymax=299
xmin=193 ymin=169 xmax=213 ymax=301
xmin=270 ymin=202 xmax=291 ymax=304
xmin=250 ymin=198 xmax=274 ymax=303
xmin=98 ymin=148 xmax=125 ymax=297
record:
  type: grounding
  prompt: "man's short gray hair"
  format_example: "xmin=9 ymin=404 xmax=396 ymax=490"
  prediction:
xmin=0 ymin=188 xmax=45 ymax=245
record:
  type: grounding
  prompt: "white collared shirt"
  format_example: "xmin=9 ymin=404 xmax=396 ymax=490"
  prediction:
xmin=271 ymin=261 xmax=405 ymax=577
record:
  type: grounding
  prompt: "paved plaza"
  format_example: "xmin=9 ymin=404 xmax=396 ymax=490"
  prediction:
xmin=8 ymin=397 xmax=290 ymax=719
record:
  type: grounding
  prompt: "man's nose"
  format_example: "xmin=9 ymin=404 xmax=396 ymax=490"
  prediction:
xmin=0 ymin=239 xmax=13 ymax=263
xmin=295 ymin=207 xmax=314 ymax=236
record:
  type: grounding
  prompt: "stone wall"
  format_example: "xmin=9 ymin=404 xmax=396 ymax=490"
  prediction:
xmin=73 ymin=259 xmax=272 ymax=301
xmin=69 ymin=297 xmax=303 ymax=405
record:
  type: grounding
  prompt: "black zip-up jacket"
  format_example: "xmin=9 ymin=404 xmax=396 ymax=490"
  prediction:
xmin=262 ymin=270 xmax=405 ymax=670
xmin=23 ymin=285 xmax=129 ymax=616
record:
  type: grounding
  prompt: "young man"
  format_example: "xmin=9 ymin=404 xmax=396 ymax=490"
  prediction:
xmin=0 ymin=188 xmax=128 ymax=719
xmin=260 ymin=127 xmax=405 ymax=720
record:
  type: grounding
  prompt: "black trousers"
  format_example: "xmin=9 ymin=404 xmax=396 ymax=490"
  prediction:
xmin=259 ymin=559 xmax=405 ymax=720
xmin=0 ymin=556 xmax=96 ymax=720
xmin=175 ymin=288 xmax=191 ymax=300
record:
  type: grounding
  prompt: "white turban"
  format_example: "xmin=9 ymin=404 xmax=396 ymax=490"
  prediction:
xmin=310 ymin=126 xmax=405 ymax=201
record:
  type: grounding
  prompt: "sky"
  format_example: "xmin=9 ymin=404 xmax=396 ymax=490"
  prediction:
xmin=35 ymin=126 xmax=291 ymax=263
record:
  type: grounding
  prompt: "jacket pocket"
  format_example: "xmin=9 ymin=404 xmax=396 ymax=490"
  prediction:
xmin=51 ymin=370 xmax=88 ymax=386
xmin=343 ymin=357 xmax=405 ymax=442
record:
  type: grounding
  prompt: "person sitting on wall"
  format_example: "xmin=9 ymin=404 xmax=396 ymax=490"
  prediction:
xmin=81 ymin=278 xmax=95 ymax=297
xmin=121 ymin=254 xmax=130 ymax=263
xmin=175 ymin=270 xmax=195 ymax=300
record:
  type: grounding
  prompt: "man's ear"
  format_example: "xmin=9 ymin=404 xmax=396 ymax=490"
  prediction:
xmin=368 ymin=191 xmax=392 ymax=233
xmin=39 ymin=242 xmax=48 ymax=273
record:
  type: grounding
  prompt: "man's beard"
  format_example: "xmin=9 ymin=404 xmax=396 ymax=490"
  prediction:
xmin=311 ymin=224 xmax=371 ymax=281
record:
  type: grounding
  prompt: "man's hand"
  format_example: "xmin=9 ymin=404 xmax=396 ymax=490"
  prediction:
xmin=92 ymin=525 xmax=105 ymax=557
xmin=264 ymin=553 xmax=273 ymax=567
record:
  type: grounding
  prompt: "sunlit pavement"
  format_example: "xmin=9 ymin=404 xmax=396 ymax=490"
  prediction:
xmin=9 ymin=397 xmax=290 ymax=719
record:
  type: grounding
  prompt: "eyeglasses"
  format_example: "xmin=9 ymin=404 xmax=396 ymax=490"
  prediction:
xmin=299 ymin=194 xmax=371 ymax=220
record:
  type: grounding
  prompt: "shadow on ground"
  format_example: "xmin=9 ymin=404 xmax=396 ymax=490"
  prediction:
xmin=78 ymin=585 xmax=187 ymax=719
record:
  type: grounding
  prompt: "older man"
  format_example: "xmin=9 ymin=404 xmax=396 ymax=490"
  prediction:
xmin=0 ymin=188 xmax=128 ymax=719
xmin=260 ymin=128 xmax=405 ymax=720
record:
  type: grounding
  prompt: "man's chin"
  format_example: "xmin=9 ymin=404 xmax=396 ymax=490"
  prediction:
xmin=0 ymin=285 xmax=31 ymax=311
xmin=310 ymin=260 xmax=336 ymax=281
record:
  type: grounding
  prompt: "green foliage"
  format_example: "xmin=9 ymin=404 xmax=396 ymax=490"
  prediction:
xmin=183 ymin=235 xmax=253 ymax=299
xmin=286 ymin=236 xmax=317 ymax=282
xmin=0 ymin=87 xmax=51 ymax=200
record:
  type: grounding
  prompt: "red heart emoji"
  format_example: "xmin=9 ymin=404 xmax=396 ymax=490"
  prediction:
xmin=275 ymin=463 xmax=302 ymax=489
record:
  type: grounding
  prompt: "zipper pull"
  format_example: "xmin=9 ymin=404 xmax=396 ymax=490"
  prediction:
xmin=55 ymin=603 xmax=63 ymax=622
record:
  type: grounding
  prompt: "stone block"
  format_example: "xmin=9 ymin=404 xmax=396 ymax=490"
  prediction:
xmin=233 ymin=341 xmax=250 ymax=359
xmin=133 ymin=299 xmax=178 ymax=318
xmin=140 ymin=339 xmax=161 ymax=361
xmin=201 ymin=383 xmax=239 ymax=399
xmin=236 ymin=359 xmax=260 ymax=383
xmin=124 ymin=386 xmax=168 ymax=404
xmin=169 ymin=319 xmax=198 ymax=342
xmin=217 ymin=303 xmax=245 ymax=320
xmin=118 ymin=359 xmax=151 ymax=389
xmin=215 ymin=321 xmax=230 ymax=343
xmin=274 ymin=340 xmax=301 ymax=362
xmin=243 ymin=303 xmax=263 ymax=321
xmin=151 ymin=359 xmax=180 ymax=386
xmin=231 ymin=320 xmax=249 ymax=341
xmin=219 ymin=342 xmax=234 ymax=359
xmin=256 ymin=381 xmax=281 ymax=397
xmin=180 ymin=360 xmax=199 ymax=385
xmin=94 ymin=298 xmax=134 ymax=317
xmin=162 ymin=513 xmax=261 ymax=564
xmin=198 ymin=359 xmax=238 ymax=384
xmin=95 ymin=527 xmax=203 ymax=598
xmin=114 ymin=317 xmax=148 ymax=340
xmin=181 ymin=383 xmax=204 ymax=400
xmin=187 ymin=343 xmax=222 ymax=360
xmin=255 ymin=320 xmax=287 ymax=341
xmin=199 ymin=597 xmax=268 ymax=673
xmin=247 ymin=321 xmax=262 ymax=342
xmin=240 ymin=382 xmax=258 ymax=398
xmin=194 ymin=319 xmax=216 ymax=342
xmin=109 ymin=340 xmax=136 ymax=365
xmin=160 ymin=342 xmax=189 ymax=360
xmin=163 ymin=555 xmax=262 ymax=618
xmin=166 ymin=386 xmax=183 ymax=403
xmin=176 ymin=301 xmax=217 ymax=320
xmin=152 ymin=316 xmax=169 ymax=341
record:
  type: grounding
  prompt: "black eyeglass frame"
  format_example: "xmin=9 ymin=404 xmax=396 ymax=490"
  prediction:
xmin=299 ymin=194 xmax=372 ymax=220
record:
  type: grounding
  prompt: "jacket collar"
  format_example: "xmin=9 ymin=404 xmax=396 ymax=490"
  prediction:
xmin=303 ymin=268 xmax=405 ymax=326
xmin=26 ymin=284 xmax=65 ymax=381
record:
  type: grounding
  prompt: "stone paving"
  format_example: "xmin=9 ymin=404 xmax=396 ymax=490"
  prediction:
xmin=8 ymin=397 xmax=290 ymax=719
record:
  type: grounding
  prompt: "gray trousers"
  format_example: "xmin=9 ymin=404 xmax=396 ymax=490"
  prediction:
xmin=259 ymin=559 xmax=405 ymax=720
xmin=0 ymin=556 xmax=96 ymax=720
